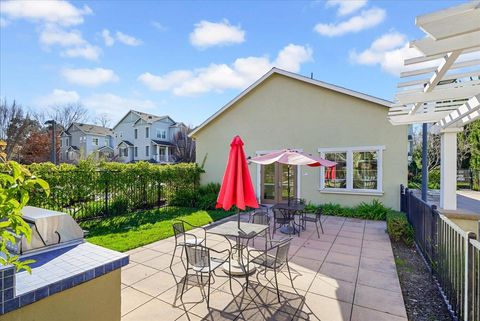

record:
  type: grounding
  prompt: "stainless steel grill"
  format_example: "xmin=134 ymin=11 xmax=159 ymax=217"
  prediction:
xmin=7 ymin=206 xmax=85 ymax=255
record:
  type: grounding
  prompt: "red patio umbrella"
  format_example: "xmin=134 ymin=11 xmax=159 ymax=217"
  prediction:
xmin=216 ymin=136 xmax=259 ymax=227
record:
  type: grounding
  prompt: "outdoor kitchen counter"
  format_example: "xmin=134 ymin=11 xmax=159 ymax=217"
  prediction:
xmin=0 ymin=241 xmax=129 ymax=318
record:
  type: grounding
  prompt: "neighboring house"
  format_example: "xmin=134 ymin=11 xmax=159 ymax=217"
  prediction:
xmin=60 ymin=123 xmax=114 ymax=163
xmin=112 ymin=110 xmax=182 ymax=163
xmin=190 ymin=68 xmax=408 ymax=210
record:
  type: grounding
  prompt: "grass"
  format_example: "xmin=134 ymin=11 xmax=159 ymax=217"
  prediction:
xmin=79 ymin=206 xmax=234 ymax=252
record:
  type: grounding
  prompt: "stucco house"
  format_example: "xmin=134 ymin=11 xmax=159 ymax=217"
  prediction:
xmin=60 ymin=123 xmax=114 ymax=162
xmin=113 ymin=110 xmax=184 ymax=163
xmin=190 ymin=68 xmax=408 ymax=210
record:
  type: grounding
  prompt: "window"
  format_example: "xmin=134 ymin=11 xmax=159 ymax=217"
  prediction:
xmin=134 ymin=129 xmax=138 ymax=139
xmin=156 ymin=130 xmax=166 ymax=139
xmin=92 ymin=138 xmax=99 ymax=146
xmin=60 ymin=139 xmax=63 ymax=147
xmin=145 ymin=127 xmax=149 ymax=138
xmin=134 ymin=147 xmax=138 ymax=157
xmin=145 ymin=146 xmax=149 ymax=157
xmin=319 ymin=146 xmax=383 ymax=194
xmin=324 ymin=152 xmax=347 ymax=189
xmin=104 ymin=138 xmax=109 ymax=146
xmin=120 ymin=148 xmax=128 ymax=157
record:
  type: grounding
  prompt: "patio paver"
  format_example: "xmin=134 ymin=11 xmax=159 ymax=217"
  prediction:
xmin=120 ymin=214 xmax=407 ymax=321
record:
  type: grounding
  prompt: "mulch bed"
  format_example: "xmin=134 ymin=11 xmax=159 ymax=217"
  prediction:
xmin=391 ymin=240 xmax=453 ymax=321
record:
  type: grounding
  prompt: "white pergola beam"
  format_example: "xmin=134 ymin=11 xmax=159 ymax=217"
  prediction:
xmin=397 ymin=70 xmax=480 ymax=88
xmin=388 ymin=110 xmax=452 ymax=125
xmin=400 ymin=58 xmax=480 ymax=78
xmin=404 ymin=47 xmax=480 ymax=66
xmin=410 ymin=31 xmax=480 ymax=57
xmin=396 ymin=85 xmax=480 ymax=105
xmin=410 ymin=51 xmax=462 ymax=113
xmin=436 ymin=94 xmax=480 ymax=129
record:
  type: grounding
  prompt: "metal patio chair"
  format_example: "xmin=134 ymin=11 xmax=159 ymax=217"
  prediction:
xmin=182 ymin=244 xmax=231 ymax=308
xmin=272 ymin=208 xmax=294 ymax=235
xmin=300 ymin=208 xmax=324 ymax=237
xmin=246 ymin=237 xmax=295 ymax=302
xmin=170 ymin=220 xmax=207 ymax=269
xmin=250 ymin=209 xmax=272 ymax=248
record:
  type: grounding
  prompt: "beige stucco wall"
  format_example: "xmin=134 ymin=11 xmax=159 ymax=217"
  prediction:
xmin=193 ymin=73 xmax=408 ymax=210
xmin=1 ymin=269 xmax=121 ymax=321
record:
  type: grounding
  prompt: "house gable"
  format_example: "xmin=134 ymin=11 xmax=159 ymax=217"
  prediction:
xmin=190 ymin=68 xmax=392 ymax=138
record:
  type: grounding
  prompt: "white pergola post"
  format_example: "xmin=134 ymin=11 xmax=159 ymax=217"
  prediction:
xmin=165 ymin=146 xmax=169 ymax=162
xmin=439 ymin=128 xmax=462 ymax=210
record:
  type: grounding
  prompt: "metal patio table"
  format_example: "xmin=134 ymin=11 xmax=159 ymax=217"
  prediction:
xmin=272 ymin=203 xmax=306 ymax=235
xmin=207 ymin=221 xmax=268 ymax=276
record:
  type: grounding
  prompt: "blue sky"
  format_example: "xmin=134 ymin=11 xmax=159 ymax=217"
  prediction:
xmin=0 ymin=0 xmax=464 ymax=126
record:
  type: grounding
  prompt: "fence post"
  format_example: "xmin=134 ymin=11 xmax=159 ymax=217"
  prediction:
xmin=465 ymin=231 xmax=476 ymax=321
xmin=104 ymin=175 xmax=109 ymax=216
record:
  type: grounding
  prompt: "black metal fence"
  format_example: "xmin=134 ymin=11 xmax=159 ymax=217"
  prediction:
xmin=28 ymin=170 xmax=197 ymax=221
xmin=400 ymin=185 xmax=479 ymax=321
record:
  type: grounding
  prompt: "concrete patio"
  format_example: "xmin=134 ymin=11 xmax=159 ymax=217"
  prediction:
xmin=120 ymin=214 xmax=407 ymax=321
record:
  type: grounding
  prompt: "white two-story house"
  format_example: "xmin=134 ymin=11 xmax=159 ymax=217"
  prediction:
xmin=60 ymin=123 xmax=115 ymax=163
xmin=113 ymin=110 xmax=183 ymax=163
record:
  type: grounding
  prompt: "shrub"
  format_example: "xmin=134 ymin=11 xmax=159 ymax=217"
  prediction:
xmin=386 ymin=211 xmax=414 ymax=246
xmin=196 ymin=183 xmax=221 ymax=210
xmin=307 ymin=200 xmax=390 ymax=221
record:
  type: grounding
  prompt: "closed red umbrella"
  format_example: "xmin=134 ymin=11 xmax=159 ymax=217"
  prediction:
xmin=216 ymin=136 xmax=258 ymax=227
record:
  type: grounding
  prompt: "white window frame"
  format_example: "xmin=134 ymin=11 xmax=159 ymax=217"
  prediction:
xmin=318 ymin=145 xmax=384 ymax=196
xmin=92 ymin=138 xmax=99 ymax=146
xmin=156 ymin=129 xmax=166 ymax=139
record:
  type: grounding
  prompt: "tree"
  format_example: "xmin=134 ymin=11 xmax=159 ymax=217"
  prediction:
xmin=172 ymin=124 xmax=196 ymax=163
xmin=0 ymin=99 xmax=35 ymax=160
xmin=467 ymin=120 xmax=480 ymax=170
xmin=93 ymin=113 xmax=112 ymax=128
xmin=21 ymin=130 xmax=51 ymax=164
xmin=47 ymin=103 xmax=89 ymax=130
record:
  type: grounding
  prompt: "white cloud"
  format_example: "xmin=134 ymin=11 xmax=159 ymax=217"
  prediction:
xmin=349 ymin=31 xmax=424 ymax=75
xmin=0 ymin=0 xmax=92 ymax=26
xmin=138 ymin=44 xmax=312 ymax=96
xmin=115 ymin=31 xmax=142 ymax=46
xmin=39 ymin=24 xmax=85 ymax=47
xmin=326 ymin=0 xmax=368 ymax=16
xmin=100 ymin=30 xmax=142 ymax=46
xmin=101 ymin=29 xmax=115 ymax=46
xmin=61 ymin=68 xmax=119 ymax=87
xmin=36 ymin=89 xmax=80 ymax=107
xmin=61 ymin=44 xmax=102 ymax=61
xmin=190 ymin=20 xmax=245 ymax=49
xmin=314 ymin=7 xmax=385 ymax=37
xmin=151 ymin=21 xmax=167 ymax=32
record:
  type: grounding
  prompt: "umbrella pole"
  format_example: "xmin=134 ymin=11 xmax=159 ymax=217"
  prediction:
xmin=237 ymin=207 xmax=240 ymax=229
xmin=287 ymin=164 xmax=291 ymax=206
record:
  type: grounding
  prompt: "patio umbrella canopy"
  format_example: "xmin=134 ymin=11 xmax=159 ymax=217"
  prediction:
xmin=250 ymin=149 xmax=336 ymax=203
xmin=216 ymin=136 xmax=259 ymax=227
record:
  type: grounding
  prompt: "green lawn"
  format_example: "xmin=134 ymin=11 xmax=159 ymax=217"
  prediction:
xmin=80 ymin=206 xmax=234 ymax=252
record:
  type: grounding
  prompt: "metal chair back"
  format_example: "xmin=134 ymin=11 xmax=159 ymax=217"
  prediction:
xmin=251 ymin=210 xmax=269 ymax=225
xmin=185 ymin=244 xmax=210 ymax=270
xmin=275 ymin=238 xmax=292 ymax=266
xmin=172 ymin=221 xmax=186 ymax=239
xmin=273 ymin=208 xmax=288 ymax=220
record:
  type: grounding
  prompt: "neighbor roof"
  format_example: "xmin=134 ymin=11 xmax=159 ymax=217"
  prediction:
xmin=113 ymin=110 xmax=173 ymax=129
xmin=69 ymin=122 xmax=113 ymax=136
xmin=189 ymin=68 xmax=392 ymax=137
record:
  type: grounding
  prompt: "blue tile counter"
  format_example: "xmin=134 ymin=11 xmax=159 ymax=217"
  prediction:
xmin=0 ymin=242 xmax=129 ymax=315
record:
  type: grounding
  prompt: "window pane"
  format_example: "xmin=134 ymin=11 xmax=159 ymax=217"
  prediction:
xmin=324 ymin=152 xmax=347 ymax=188
xmin=262 ymin=164 xmax=275 ymax=200
xmin=353 ymin=151 xmax=378 ymax=190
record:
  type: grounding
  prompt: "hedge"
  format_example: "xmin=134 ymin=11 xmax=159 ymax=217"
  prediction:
xmin=305 ymin=199 xmax=390 ymax=221
xmin=21 ymin=161 xmax=203 ymax=220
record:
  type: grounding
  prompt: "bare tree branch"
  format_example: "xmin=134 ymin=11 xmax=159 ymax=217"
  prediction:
xmin=171 ymin=124 xmax=196 ymax=163
xmin=48 ymin=103 xmax=89 ymax=130
xmin=93 ymin=113 xmax=112 ymax=128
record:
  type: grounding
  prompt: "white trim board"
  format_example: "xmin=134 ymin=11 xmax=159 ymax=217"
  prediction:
xmin=189 ymin=68 xmax=392 ymax=138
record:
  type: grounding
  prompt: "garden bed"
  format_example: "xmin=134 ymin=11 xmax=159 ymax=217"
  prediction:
xmin=80 ymin=206 xmax=234 ymax=252
xmin=391 ymin=240 xmax=452 ymax=321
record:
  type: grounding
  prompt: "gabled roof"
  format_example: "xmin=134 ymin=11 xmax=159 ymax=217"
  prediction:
xmin=67 ymin=146 xmax=80 ymax=151
xmin=189 ymin=68 xmax=392 ymax=137
xmin=113 ymin=110 xmax=175 ymax=129
xmin=67 ymin=122 xmax=113 ymax=136
xmin=117 ymin=140 xmax=134 ymax=147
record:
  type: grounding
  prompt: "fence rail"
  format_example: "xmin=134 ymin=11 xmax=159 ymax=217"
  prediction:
xmin=400 ymin=185 xmax=479 ymax=321
xmin=28 ymin=170 xmax=197 ymax=221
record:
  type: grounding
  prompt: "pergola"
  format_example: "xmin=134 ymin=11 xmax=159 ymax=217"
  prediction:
xmin=388 ymin=1 xmax=480 ymax=211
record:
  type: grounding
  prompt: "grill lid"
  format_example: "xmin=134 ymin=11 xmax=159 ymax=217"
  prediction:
xmin=7 ymin=206 xmax=84 ymax=255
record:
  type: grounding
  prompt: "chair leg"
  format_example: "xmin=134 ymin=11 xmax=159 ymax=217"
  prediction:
xmin=315 ymin=220 xmax=320 ymax=238
xmin=180 ymin=271 xmax=187 ymax=303
xmin=286 ymin=262 xmax=295 ymax=289
xmin=319 ymin=217 xmax=324 ymax=234
xmin=274 ymin=268 xmax=280 ymax=303
xmin=170 ymin=244 xmax=178 ymax=269
xmin=207 ymin=273 xmax=211 ymax=308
